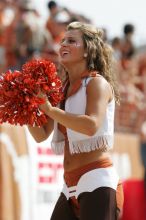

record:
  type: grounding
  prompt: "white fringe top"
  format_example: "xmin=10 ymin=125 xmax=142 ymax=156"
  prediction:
xmin=51 ymin=77 xmax=115 ymax=155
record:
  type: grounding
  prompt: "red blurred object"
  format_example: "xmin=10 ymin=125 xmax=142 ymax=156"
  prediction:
xmin=121 ymin=180 xmax=146 ymax=220
xmin=0 ymin=59 xmax=64 ymax=126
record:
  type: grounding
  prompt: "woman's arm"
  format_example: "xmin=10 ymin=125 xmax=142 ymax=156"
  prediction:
xmin=40 ymin=77 xmax=112 ymax=136
xmin=28 ymin=117 xmax=54 ymax=143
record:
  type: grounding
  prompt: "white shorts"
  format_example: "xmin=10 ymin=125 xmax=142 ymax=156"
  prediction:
xmin=62 ymin=166 xmax=119 ymax=199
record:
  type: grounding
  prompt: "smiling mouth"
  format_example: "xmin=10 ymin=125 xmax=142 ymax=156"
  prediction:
xmin=62 ymin=51 xmax=69 ymax=56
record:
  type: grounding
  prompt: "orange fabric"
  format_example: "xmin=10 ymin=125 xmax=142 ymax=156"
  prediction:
xmin=58 ymin=123 xmax=67 ymax=139
xmin=66 ymin=71 xmax=97 ymax=98
xmin=116 ymin=181 xmax=124 ymax=212
xmin=64 ymin=158 xmax=113 ymax=186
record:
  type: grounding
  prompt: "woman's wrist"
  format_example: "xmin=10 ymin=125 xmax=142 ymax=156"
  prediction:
xmin=45 ymin=101 xmax=53 ymax=114
xmin=44 ymin=105 xmax=57 ymax=120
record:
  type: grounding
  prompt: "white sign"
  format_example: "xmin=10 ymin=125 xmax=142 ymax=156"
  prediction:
xmin=25 ymin=128 xmax=63 ymax=220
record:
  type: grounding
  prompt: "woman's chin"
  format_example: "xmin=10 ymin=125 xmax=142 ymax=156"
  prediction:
xmin=60 ymin=59 xmax=71 ymax=67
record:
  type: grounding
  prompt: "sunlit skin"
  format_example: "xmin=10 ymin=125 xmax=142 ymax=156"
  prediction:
xmin=28 ymin=29 xmax=113 ymax=171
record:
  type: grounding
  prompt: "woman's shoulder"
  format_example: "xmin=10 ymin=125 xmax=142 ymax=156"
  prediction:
xmin=85 ymin=75 xmax=113 ymax=102
xmin=85 ymin=74 xmax=109 ymax=90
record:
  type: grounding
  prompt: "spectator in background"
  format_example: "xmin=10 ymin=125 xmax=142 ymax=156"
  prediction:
xmin=111 ymin=37 xmax=122 ymax=61
xmin=14 ymin=6 xmax=34 ymax=68
xmin=137 ymin=53 xmax=146 ymax=97
xmin=118 ymin=57 xmax=144 ymax=105
xmin=46 ymin=1 xmax=69 ymax=44
xmin=0 ymin=2 xmax=18 ymax=71
xmin=121 ymin=23 xmax=135 ymax=62
xmin=0 ymin=2 xmax=6 ymax=72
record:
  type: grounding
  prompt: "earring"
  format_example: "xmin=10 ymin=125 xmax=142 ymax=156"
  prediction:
xmin=90 ymin=60 xmax=94 ymax=69
xmin=83 ymin=53 xmax=87 ymax=58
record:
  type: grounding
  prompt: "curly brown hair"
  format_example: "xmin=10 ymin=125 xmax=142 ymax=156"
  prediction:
xmin=67 ymin=21 xmax=120 ymax=104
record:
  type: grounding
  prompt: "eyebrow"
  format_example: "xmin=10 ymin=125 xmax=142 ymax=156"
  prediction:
xmin=61 ymin=36 xmax=77 ymax=42
xmin=64 ymin=36 xmax=77 ymax=39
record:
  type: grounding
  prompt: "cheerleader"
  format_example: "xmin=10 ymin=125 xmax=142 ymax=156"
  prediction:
xmin=28 ymin=21 xmax=124 ymax=220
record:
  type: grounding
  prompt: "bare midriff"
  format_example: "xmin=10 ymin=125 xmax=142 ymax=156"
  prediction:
xmin=64 ymin=139 xmax=111 ymax=171
xmin=58 ymin=122 xmax=111 ymax=171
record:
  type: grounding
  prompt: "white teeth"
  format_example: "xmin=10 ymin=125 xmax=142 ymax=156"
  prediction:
xmin=62 ymin=51 xmax=69 ymax=55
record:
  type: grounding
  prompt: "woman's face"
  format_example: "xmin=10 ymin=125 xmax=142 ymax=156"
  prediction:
xmin=59 ymin=29 xmax=86 ymax=66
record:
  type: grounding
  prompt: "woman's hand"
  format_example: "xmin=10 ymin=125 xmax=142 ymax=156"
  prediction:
xmin=38 ymin=91 xmax=52 ymax=114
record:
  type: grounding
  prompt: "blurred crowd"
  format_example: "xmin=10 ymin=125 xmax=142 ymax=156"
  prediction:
xmin=0 ymin=0 xmax=146 ymax=136
xmin=0 ymin=0 xmax=90 ymax=71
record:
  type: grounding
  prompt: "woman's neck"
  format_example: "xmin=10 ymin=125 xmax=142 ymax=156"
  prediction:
xmin=67 ymin=66 xmax=88 ymax=86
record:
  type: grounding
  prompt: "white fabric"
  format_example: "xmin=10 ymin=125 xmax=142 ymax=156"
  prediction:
xmin=51 ymin=77 xmax=115 ymax=154
xmin=62 ymin=166 xmax=119 ymax=199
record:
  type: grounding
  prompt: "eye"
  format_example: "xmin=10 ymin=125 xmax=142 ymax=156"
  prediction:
xmin=60 ymin=39 xmax=65 ymax=44
xmin=60 ymin=38 xmax=77 ymax=45
xmin=68 ymin=39 xmax=76 ymax=44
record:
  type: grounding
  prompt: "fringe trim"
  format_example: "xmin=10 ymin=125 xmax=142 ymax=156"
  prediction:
xmin=69 ymin=135 xmax=113 ymax=154
xmin=51 ymin=135 xmax=113 ymax=155
xmin=51 ymin=141 xmax=65 ymax=155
